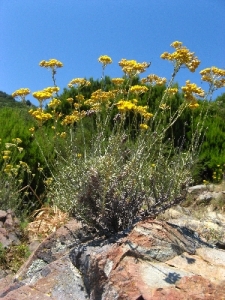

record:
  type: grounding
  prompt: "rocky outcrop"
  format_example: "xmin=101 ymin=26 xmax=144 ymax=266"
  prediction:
xmin=1 ymin=185 xmax=225 ymax=299
xmin=0 ymin=217 xmax=225 ymax=299
xmin=0 ymin=210 xmax=21 ymax=249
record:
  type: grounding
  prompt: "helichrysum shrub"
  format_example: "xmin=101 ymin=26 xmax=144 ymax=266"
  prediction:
xmin=14 ymin=42 xmax=225 ymax=235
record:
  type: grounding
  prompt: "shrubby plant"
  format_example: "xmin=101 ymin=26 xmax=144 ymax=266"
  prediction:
xmin=13 ymin=41 xmax=225 ymax=234
xmin=0 ymin=137 xmax=34 ymax=214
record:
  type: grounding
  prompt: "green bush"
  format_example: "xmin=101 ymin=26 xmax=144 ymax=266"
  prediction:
xmin=6 ymin=42 xmax=225 ymax=234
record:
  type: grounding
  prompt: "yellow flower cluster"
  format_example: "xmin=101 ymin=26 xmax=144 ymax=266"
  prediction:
xmin=164 ymin=88 xmax=178 ymax=95
xmin=32 ymin=87 xmax=59 ymax=104
xmin=68 ymin=78 xmax=91 ymax=88
xmin=60 ymin=132 xmax=67 ymax=138
xmin=129 ymin=85 xmax=148 ymax=95
xmin=29 ymin=109 xmax=52 ymax=122
xmin=44 ymin=86 xmax=60 ymax=94
xmin=32 ymin=91 xmax=52 ymax=103
xmin=67 ymin=98 xmax=74 ymax=104
xmin=111 ymin=78 xmax=125 ymax=85
xmin=48 ymin=98 xmax=61 ymax=109
xmin=44 ymin=177 xmax=53 ymax=185
xmin=84 ymin=89 xmax=116 ymax=111
xmin=12 ymin=88 xmax=30 ymax=98
xmin=29 ymin=127 xmax=35 ymax=133
xmin=135 ymin=106 xmax=153 ymax=120
xmin=188 ymin=103 xmax=200 ymax=109
xmin=98 ymin=55 xmax=113 ymax=66
xmin=139 ymin=124 xmax=149 ymax=130
xmin=116 ymin=100 xmax=135 ymax=112
xmin=76 ymin=94 xmax=85 ymax=102
xmin=39 ymin=59 xmax=63 ymax=68
xmin=182 ymin=80 xmax=204 ymax=98
xmin=116 ymin=100 xmax=153 ymax=120
xmin=119 ymin=59 xmax=150 ymax=76
xmin=61 ymin=110 xmax=85 ymax=125
xmin=12 ymin=138 xmax=22 ymax=144
xmin=182 ymin=80 xmax=204 ymax=109
xmin=200 ymin=67 xmax=225 ymax=89
xmin=141 ymin=74 xmax=167 ymax=86
xmin=160 ymin=41 xmax=200 ymax=72
xmin=2 ymin=150 xmax=11 ymax=161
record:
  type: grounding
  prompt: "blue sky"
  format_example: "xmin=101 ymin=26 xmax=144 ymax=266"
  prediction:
xmin=1 ymin=0 xmax=225 ymax=106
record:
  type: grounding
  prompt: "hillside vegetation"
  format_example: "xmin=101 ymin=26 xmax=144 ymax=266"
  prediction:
xmin=0 ymin=42 xmax=225 ymax=232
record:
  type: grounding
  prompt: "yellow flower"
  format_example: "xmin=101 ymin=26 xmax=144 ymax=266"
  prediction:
xmin=98 ymin=55 xmax=112 ymax=66
xmin=200 ymin=67 xmax=225 ymax=89
xmin=129 ymin=85 xmax=148 ymax=95
xmin=61 ymin=110 xmax=84 ymax=125
xmin=84 ymin=89 xmax=116 ymax=111
xmin=60 ymin=132 xmax=67 ymax=138
xmin=139 ymin=123 xmax=149 ymax=130
xmin=76 ymin=94 xmax=85 ymax=102
xmin=29 ymin=108 xmax=52 ymax=123
xmin=12 ymin=138 xmax=22 ymax=144
xmin=67 ymin=98 xmax=74 ymax=104
xmin=188 ymin=102 xmax=199 ymax=109
xmin=12 ymin=88 xmax=30 ymax=98
xmin=68 ymin=78 xmax=91 ymax=88
xmin=111 ymin=78 xmax=125 ymax=85
xmin=17 ymin=147 xmax=23 ymax=153
xmin=165 ymin=88 xmax=178 ymax=95
xmin=19 ymin=161 xmax=28 ymax=167
xmin=74 ymin=103 xmax=81 ymax=109
xmin=39 ymin=59 xmax=63 ymax=68
xmin=119 ymin=59 xmax=150 ymax=76
xmin=48 ymin=98 xmax=61 ymax=109
xmin=33 ymin=91 xmax=52 ymax=103
xmin=116 ymin=100 xmax=135 ymax=113
xmin=5 ymin=143 xmax=16 ymax=148
xmin=44 ymin=177 xmax=53 ymax=185
xmin=2 ymin=150 xmax=11 ymax=156
xmin=3 ymin=156 xmax=10 ymax=160
xmin=182 ymin=80 xmax=204 ymax=105
xmin=141 ymin=74 xmax=167 ymax=86
xmin=161 ymin=41 xmax=200 ymax=72
xmin=29 ymin=127 xmax=35 ymax=133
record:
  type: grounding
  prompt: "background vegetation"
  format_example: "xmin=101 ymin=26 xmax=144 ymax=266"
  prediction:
xmin=1 ymin=80 xmax=225 ymax=220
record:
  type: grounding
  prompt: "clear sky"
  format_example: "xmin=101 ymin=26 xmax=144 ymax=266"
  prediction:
xmin=1 ymin=0 xmax=225 ymax=106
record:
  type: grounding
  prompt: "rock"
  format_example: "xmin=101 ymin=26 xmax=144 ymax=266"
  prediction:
xmin=4 ymin=215 xmax=14 ymax=230
xmin=188 ymin=184 xmax=208 ymax=194
xmin=197 ymin=192 xmax=213 ymax=202
xmin=0 ymin=210 xmax=26 ymax=250
xmin=1 ymin=191 xmax=225 ymax=299
xmin=1 ymin=218 xmax=225 ymax=299
xmin=0 ymin=211 xmax=7 ymax=222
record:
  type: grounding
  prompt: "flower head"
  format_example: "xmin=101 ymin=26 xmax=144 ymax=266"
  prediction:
xmin=111 ymin=78 xmax=125 ymax=85
xmin=12 ymin=88 xmax=30 ymax=103
xmin=39 ymin=59 xmax=63 ymax=69
xmin=200 ymin=67 xmax=225 ymax=89
xmin=129 ymin=85 xmax=148 ymax=95
xmin=139 ymin=123 xmax=149 ymax=130
xmin=141 ymin=74 xmax=167 ymax=86
xmin=119 ymin=59 xmax=150 ymax=77
xmin=98 ymin=55 xmax=112 ymax=66
xmin=68 ymin=78 xmax=91 ymax=88
xmin=161 ymin=41 xmax=200 ymax=72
